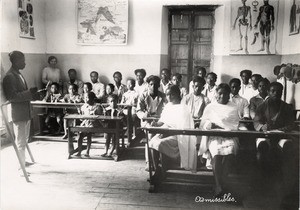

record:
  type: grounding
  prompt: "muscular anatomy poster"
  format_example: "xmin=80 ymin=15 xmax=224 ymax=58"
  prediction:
xmin=230 ymin=0 xmax=278 ymax=55
xmin=77 ymin=0 xmax=128 ymax=45
xmin=18 ymin=0 xmax=35 ymax=39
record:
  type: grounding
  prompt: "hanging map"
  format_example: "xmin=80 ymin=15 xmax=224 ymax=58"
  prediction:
xmin=77 ymin=0 xmax=128 ymax=45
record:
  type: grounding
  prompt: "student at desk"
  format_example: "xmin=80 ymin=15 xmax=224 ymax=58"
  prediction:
xmin=101 ymin=94 xmax=124 ymax=157
xmin=149 ymin=85 xmax=198 ymax=179
xmin=75 ymin=92 xmax=102 ymax=157
xmin=43 ymin=82 xmax=63 ymax=134
xmin=61 ymin=84 xmax=82 ymax=139
xmin=199 ymin=83 xmax=240 ymax=198
xmin=253 ymin=82 xmax=296 ymax=191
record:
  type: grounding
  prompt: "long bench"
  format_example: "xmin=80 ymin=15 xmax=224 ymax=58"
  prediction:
xmin=142 ymin=127 xmax=300 ymax=192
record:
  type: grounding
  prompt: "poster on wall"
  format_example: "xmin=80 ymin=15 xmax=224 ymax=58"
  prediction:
xmin=18 ymin=0 xmax=35 ymax=39
xmin=289 ymin=0 xmax=300 ymax=35
xmin=77 ymin=0 xmax=128 ymax=45
xmin=230 ymin=0 xmax=278 ymax=55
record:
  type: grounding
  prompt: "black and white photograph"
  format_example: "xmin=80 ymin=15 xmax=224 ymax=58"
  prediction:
xmin=1 ymin=0 xmax=299 ymax=210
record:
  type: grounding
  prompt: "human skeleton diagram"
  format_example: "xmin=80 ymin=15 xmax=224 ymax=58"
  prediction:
xmin=232 ymin=0 xmax=252 ymax=54
xmin=254 ymin=0 xmax=275 ymax=54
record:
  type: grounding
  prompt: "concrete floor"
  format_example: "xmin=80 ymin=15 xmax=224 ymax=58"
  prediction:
xmin=1 ymin=139 xmax=298 ymax=210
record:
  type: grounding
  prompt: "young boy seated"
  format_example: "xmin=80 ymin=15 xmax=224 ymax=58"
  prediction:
xmin=43 ymin=82 xmax=63 ymax=134
xmin=181 ymin=76 xmax=209 ymax=128
xmin=253 ymin=82 xmax=296 ymax=187
xmin=104 ymin=83 xmax=115 ymax=103
xmin=112 ymin=71 xmax=127 ymax=103
xmin=61 ymin=84 xmax=82 ymax=139
xmin=249 ymin=78 xmax=270 ymax=119
xmin=90 ymin=71 xmax=105 ymax=102
xmin=75 ymin=92 xmax=102 ymax=157
xmin=202 ymin=72 xmax=217 ymax=102
xmin=189 ymin=66 xmax=207 ymax=94
xmin=121 ymin=79 xmax=139 ymax=138
xmin=101 ymin=94 xmax=125 ymax=157
xmin=239 ymin=69 xmax=252 ymax=98
xmin=171 ymin=73 xmax=188 ymax=98
xmin=229 ymin=78 xmax=250 ymax=120
xmin=242 ymin=74 xmax=262 ymax=102
xmin=158 ymin=68 xmax=172 ymax=94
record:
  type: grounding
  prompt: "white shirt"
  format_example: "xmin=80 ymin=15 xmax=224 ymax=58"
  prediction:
xmin=230 ymin=94 xmax=250 ymax=119
xmin=202 ymin=84 xmax=217 ymax=102
xmin=92 ymin=82 xmax=105 ymax=99
xmin=134 ymin=81 xmax=148 ymax=97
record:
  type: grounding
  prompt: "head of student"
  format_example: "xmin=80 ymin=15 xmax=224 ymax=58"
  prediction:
xmin=240 ymin=69 xmax=252 ymax=85
xmin=134 ymin=69 xmax=146 ymax=84
xmin=161 ymin=68 xmax=171 ymax=82
xmin=113 ymin=71 xmax=122 ymax=84
xmin=107 ymin=94 xmax=118 ymax=109
xmin=9 ymin=51 xmax=26 ymax=70
xmin=195 ymin=66 xmax=207 ymax=78
xmin=229 ymin=78 xmax=241 ymax=96
xmin=193 ymin=76 xmax=206 ymax=96
xmin=68 ymin=69 xmax=77 ymax=82
xmin=106 ymin=83 xmax=115 ymax=95
xmin=50 ymin=82 xmax=59 ymax=94
xmin=171 ymin=73 xmax=182 ymax=86
xmin=166 ymin=85 xmax=181 ymax=104
xmin=68 ymin=84 xmax=78 ymax=95
xmin=258 ymin=78 xmax=270 ymax=96
xmin=206 ymin=72 xmax=217 ymax=87
xmin=90 ymin=71 xmax=99 ymax=84
xmin=48 ymin=56 xmax=57 ymax=68
xmin=83 ymin=82 xmax=93 ymax=93
xmin=268 ymin=82 xmax=283 ymax=102
xmin=85 ymin=92 xmax=96 ymax=105
xmin=251 ymin=74 xmax=262 ymax=89
xmin=216 ymin=83 xmax=231 ymax=105
xmin=127 ymin=79 xmax=135 ymax=90
xmin=146 ymin=75 xmax=161 ymax=95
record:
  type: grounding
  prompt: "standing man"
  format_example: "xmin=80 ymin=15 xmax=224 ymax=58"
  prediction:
xmin=134 ymin=69 xmax=148 ymax=97
xmin=254 ymin=0 xmax=275 ymax=54
xmin=3 ymin=51 xmax=43 ymax=173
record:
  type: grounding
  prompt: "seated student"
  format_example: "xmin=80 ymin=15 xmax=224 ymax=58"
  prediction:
xmin=171 ymin=73 xmax=188 ymax=98
xmin=121 ymin=79 xmax=139 ymax=139
xmin=181 ymin=76 xmax=209 ymax=127
xmin=63 ymin=69 xmax=84 ymax=95
xmin=101 ymin=94 xmax=125 ymax=157
xmin=81 ymin=82 xmax=93 ymax=101
xmin=249 ymin=78 xmax=270 ymax=119
xmin=202 ymin=72 xmax=217 ymax=102
xmin=90 ymin=71 xmax=105 ymax=102
xmin=42 ymin=56 xmax=63 ymax=90
xmin=229 ymin=78 xmax=250 ymax=120
xmin=43 ymin=82 xmax=63 ymax=134
xmin=112 ymin=71 xmax=127 ymax=103
xmin=158 ymin=68 xmax=172 ymax=94
xmin=239 ymin=69 xmax=252 ymax=98
xmin=189 ymin=66 xmax=207 ymax=94
xmin=61 ymin=84 xmax=82 ymax=139
xmin=104 ymin=83 xmax=115 ymax=103
xmin=278 ymin=65 xmax=296 ymax=107
xmin=149 ymin=85 xmax=198 ymax=180
xmin=242 ymin=74 xmax=262 ymax=102
xmin=136 ymin=75 xmax=167 ymax=121
xmin=75 ymin=92 xmax=102 ymax=157
xmin=253 ymin=82 xmax=295 ymax=178
xmin=199 ymin=83 xmax=240 ymax=197
xmin=134 ymin=69 xmax=148 ymax=97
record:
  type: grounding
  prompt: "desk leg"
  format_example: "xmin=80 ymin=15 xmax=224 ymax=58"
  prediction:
xmin=127 ymin=106 xmax=133 ymax=145
xmin=67 ymin=122 xmax=74 ymax=159
xmin=146 ymin=130 xmax=156 ymax=193
xmin=114 ymin=121 xmax=120 ymax=162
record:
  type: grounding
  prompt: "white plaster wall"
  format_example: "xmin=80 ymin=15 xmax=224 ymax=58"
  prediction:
xmin=1 ymin=0 xmax=46 ymax=53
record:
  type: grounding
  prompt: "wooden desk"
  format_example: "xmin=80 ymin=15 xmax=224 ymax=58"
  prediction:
xmin=31 ymin=101 xmax=133 ymax=143
xmin=64 ymin=114 xmax=124 ymax=162
xmin=142 ymin=127 xmax=300 ymax=192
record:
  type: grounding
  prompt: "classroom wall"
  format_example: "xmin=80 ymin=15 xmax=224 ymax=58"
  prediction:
xmin=1 ymin=0 xmax=47 ymax=90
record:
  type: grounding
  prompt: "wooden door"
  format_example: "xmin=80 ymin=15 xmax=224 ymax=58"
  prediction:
xmin=168 ymin=8 xmax=214 ymax=90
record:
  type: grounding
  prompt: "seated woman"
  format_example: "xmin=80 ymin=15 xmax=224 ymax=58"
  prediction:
xmin=199 ymin=83 xmax=240 ymax=198
xmin=149 ymin=85 xmax=198 ymax=180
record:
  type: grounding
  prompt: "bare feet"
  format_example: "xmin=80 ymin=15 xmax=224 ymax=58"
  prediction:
xmin=258 ymin=48 xmax=265 ymax=52
xmin=101 ymin=153 xmax=107 ymax=157
xmin=62 ymin=134 xmax=68 ymax=139
xmin=236 ymin=47 xmax=243 ymax=52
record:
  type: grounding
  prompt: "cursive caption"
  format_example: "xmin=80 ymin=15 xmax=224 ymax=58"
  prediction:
xmin=195 ymin=193 xmax=236 ymax=203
